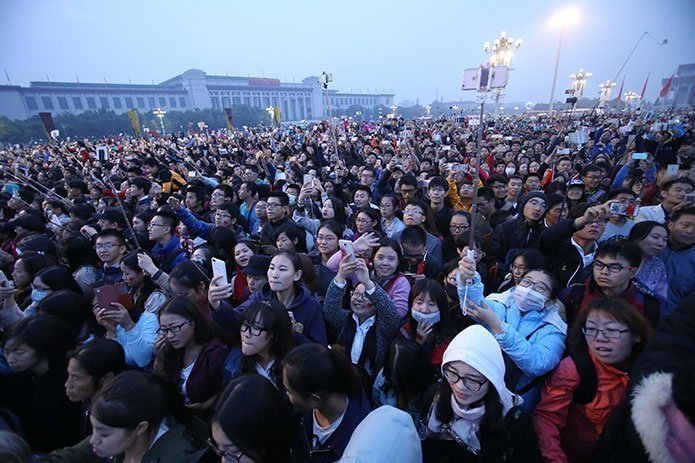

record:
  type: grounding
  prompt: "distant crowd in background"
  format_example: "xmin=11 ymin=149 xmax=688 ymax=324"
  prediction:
xmin=0 ymin=107 xmax=693 ymax=463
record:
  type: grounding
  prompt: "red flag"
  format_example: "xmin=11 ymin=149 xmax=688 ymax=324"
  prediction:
xmin=615 ymin=76 xmax=625 ymax=101
xmin=640 ymin=73 xmax=650 ymax=100
xmin=660 ymin=71 xmax=675 ymax=99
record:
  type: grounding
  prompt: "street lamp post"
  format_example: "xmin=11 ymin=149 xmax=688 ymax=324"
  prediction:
xmin=598 ymin=80 xmax=616 ymax=108
xmin=153 ymin=108 xmax=167 ymax=134
xmin=548 ymin=8 xmax=580 ymax=114
xmin=266 ymin=106 xmax=275 ymax=125
xmin=424 ymin=105 xmax=432 ymax=117
xmin=391 ymin=104 xmax=398 ymax=117
xmin=483 ymin=31 xmax=522 ymax=114
xmin=569 ymin=68 xmax=593 ymax=98
xmin=624 ymin=91 xmax=639 ymax=109
xmin=526 ymin=101 xmax=533 ymax=112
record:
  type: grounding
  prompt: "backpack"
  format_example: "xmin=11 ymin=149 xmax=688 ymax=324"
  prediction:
xmin=570 ymin=349 xmax=599 ymax=404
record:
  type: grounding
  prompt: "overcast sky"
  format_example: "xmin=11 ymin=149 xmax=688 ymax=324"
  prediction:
xmin=1 ymin=0 xmax=693 ymax=106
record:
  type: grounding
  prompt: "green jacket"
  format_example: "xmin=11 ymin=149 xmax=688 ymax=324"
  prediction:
xmin=36 ymin=417 xmax=214 ymax=463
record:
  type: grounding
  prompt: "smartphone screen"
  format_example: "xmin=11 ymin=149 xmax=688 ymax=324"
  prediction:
xmin=211 ymin=257 xmax=228 ymax=284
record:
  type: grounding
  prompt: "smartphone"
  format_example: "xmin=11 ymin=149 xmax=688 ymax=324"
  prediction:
xmin=95 ymin=285 xmax=118 ymax=311
xmin=684 ymin=193 xmax=695 ymax=204
xmin=609 ymin=202 xmax=640 ymax=218
xmin=211 ymin=257 xmax=228 ymax=284
xmin=631 ymin=152 xmax=649 ymax=160
xmin=454 ymin=164 xmax=469 ymax=173
xmin=339 ymin=240 xmax=355 ymax=259
xmin=303 ymin=174 xmax=315 ymax=185
xmin=557 ymin=148 xmax=570 ymax=155
xmin=442 ymin=145 xmax=451 ymax=151
xmin=666 ymin=164 xmax=679 ymax=177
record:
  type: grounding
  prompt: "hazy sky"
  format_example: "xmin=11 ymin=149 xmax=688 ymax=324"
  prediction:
xmin=1 ymin=0 xmax=693 ymax=106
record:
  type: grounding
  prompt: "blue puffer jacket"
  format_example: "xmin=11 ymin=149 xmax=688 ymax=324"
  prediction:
xmin=457 ymin=273 xmax=567 ymax=411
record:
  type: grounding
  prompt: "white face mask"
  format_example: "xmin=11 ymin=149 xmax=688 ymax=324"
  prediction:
xmin=505 ymin=167 xmax=516 ymax=176
xmin=411 ymin=309 xmax=441 ymax=325
xmin=511 ymin=285 xmax=547 ymax=312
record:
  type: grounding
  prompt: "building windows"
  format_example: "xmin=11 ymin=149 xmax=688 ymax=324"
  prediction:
xmin=25 ymin=96 xmax=38 ymax=110
xmin=100 ymin=97 xmax=109 ymax=109
xmin=169 ymin=97 xmax=177 ymax=108
xmin=42 ymin=96 xmax=54 ymax=110
xmin=179 ymin=97 xmax=186 ymax=108
xmin=113 ymin=97 xmax=122 ymax=109
xmin=125 ymin=97 xmax=133 ymax=108
xmin=253 ymin=97 xmax=261 ymax=107
xmin=86 ymin=97 xmax=96 ymax=109
xmin=158 ymin=97 xmax=166 ymax=107
xmin=222 ymin=97 xmax=230 ymax=108
xmin=243 ymin=97 xmax=250 ymax=105
xmin=137 ymin=97 xmax=145 ymax=108
xmin=233 ymin=96 xmax=241 ymax=105
xmin=57 ymin=97 xmax=69 ymax=110
xmin=263 ymin=97 xmax=270 ymax=107
xmin=148 ymin=97 xmax=155 ymax=108
xmin=72 ymin=97 xmax=83 ymax=109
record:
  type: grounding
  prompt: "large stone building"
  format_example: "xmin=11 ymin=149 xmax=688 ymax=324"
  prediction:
xmin=0 ymin=69 xmax=394 ymax=121
xmin=661 ymin=63 xmax=695 ymax=108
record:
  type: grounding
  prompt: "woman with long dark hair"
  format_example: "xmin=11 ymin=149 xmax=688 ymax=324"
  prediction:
xmin=283 ymin=343 xmax=372 ymax=463
xmin=422 ymin=325 xmax=540 ymax=462
xmin=153 ymin=296 xmax=228 ymax=415
xmin=628 ymin=221 xmax=669 ymax=302
xmin=222 ymin=299 xmax=294 ymax=388
xmin=59 ymin=235 xmax=99 ymax=292
xmin=120 ymin=252 xmax=167 ymax=315
xmin=211 ymin=375 xmax=294 ymax=463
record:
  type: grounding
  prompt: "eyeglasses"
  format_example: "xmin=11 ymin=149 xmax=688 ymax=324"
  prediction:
xmin=518 ymin=277 xmax=551 ymax=296
xmin=240 ymin=323 xmax=266 ymax=336
xmin=351 ymin=291 xmax=369 ymax=301
xmin=356 ymin=218 xmax=373 ymax=225
xmin=450 ymin=224 xmax=469 ymax=231
xmin=266 ymin=202 xmax=283 ymax=209
xmin=403 ymin=208 xmax=423 ymax=216
xmin=442 ymin=368 xmax=488 ymax=392
xmin=157 ymin=319 xmax=191 ymax=335
xmin=207 ymin=438 xmax=245 ymax=463
xmin=593 ymin=260 xmax=631 ymax=274
xmin=511 ymin=263 xmax=527 ymax=272
xmin=94 ymin=242 xmax=120 ymax=251
xmin=148 ymin=222 xmax=167 ymax=229
xmin=582 ymin=326 xmax=630 ymax=339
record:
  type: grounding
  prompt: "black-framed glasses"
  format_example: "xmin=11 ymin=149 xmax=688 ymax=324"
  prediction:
xmin=266 ymin=202 xmax=283 ymax=209
xmin=157 ymin=319 xmax=191 ymax=335
xmin=207 ymin=438 xmax=245 ymax=463
xmin=442 ymin=367 xmax=488 ymax=392
xmin=593 ymin=260 xmax=630 ymax=274
xmin=240 ymin=323 xmax=266 ymax=336
xmin=518 ymin=277 xmax=551 ymax=296
xmin=582 ymin=326 xmax=630 ymax=339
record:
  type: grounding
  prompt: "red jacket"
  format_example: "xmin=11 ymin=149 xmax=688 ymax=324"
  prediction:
xmin=532 ymin=354 xmax=629 ymax=463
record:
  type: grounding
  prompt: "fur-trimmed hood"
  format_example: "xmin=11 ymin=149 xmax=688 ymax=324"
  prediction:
xmin=631 ymin=372 xmax=688 ymax=463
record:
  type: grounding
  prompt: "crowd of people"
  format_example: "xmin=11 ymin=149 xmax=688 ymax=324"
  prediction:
xmin=0 ymin=107 xmax=693 ymax=463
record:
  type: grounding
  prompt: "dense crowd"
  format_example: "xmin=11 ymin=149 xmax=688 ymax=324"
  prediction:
xmin=0 ymin=107 xmax=693 ymax=463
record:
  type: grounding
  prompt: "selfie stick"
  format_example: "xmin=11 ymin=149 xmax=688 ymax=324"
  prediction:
xmin=319 ymin=72 xmax=341 ymax=162
xmin=93 ymin=173 xmax=142 ymax=251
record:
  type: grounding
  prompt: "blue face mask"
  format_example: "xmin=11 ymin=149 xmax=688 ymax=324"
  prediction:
xmin=287 ymin=194 xmax=297 ymax=206
xmin=411 ymin=309 xmax=441 ymax=325
xmin=31 ymin=288 xmax=49 ymax=303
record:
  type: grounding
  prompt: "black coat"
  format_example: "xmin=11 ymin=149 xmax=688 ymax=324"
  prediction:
xmin=538 ymin=219 xmax=592 ymax=287
xmin=421 ymin=390 xmax=541 ymax=463
xmin=488 ymin=218 xmax=546 ymax=264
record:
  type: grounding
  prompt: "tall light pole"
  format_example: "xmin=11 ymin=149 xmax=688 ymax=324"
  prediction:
xmin=390 ymin=104 xmax=398 ymax=117
xmin=569 ymin=68 xmax=593 ymax=98
xmin=548 ymin=7 xmax=580 ymax=114
xmin=424 ymin=105 xmax=432 ymax=117
xmin=153 ymin=108 xmax=166 ymax=134
xmin=483 ymin=31 xmax=522 ymax=114
xmin=624 ymin=91 xmax=639 ymax=108
xmin=266 ymin=106 xmax=275 ymax=125
xmin=598 ymin=80 xmax=616 ymax=108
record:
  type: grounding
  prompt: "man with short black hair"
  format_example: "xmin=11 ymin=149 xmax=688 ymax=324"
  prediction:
xmin=238 ymin=181 xmax=259 ymax=233
xmin=581 ymin=165 xmax=606 ymax=203
xmin=184 ymin=185 xmax=208 ymax=221
xmin=524 ymin=173 xmax=543 ymax=193
xmin=427 ymin=176 xmax=453 ymax=238
xmin=400 ymin=225 xmax=442 ymax=279
xmin=561 ymin=239 xmax=660 ymax=327
xmin=259 ymin=191 xmax=306 ymax=247
xmin=635 ymin=177 xmax=694 ymax=224
xmin=148 ymin=211 xmax=186 ymax=273
xmin=126 ymin=176 xmax=152 ymax=215
xmin=489 ymin=192 xmax=548 ymax=264
xmin=599 ymin=188 xmax=638 ymax=242
xmin=487 ymin=174 xmax=508 ymax=209
xmin=94 ymin=229 xmax=128 ymax=284
xmin=659 ymin=206 xmax=695 ymax=313
xmin=500 ymin=175 xmax=524 ymax=212
xmin=392 ymin=199 xmax=443 ymax=263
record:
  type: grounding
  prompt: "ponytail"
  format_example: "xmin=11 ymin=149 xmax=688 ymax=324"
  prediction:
xmin=283 ymin=344 xmax=362 ymax=399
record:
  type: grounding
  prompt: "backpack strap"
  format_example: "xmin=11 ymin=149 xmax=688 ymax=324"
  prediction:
xmin=570 ymin=350 xmax=598 ymax=404
xmin=503 ymin=323 xmax=550 ymax=394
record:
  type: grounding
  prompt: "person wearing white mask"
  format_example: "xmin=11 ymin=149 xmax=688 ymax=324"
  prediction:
xmin=421 ymin=325 xmax=541 ymax=462
xmin=457 ymin=256 xmax=567 ymax=412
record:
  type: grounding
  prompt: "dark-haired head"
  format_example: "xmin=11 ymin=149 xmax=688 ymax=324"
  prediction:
xmin=168 ymin=260 xmax=210 ymax=308
xmin=5 ymin=315 xmax=74 ymax=372
xmin=12 ymin=252 xmax=56 ymax=288
xmin=66 ymin=339 xmax=126 ymax=402
xmin=212 ymin=375 xmax=293 ymax=463
xmin=38 ymin=290 xmax=92 ymax=340
xmin=282 ymin=344 xmax=362 ymax=409
xmin=382 ymin=339 xmax=435 ymax=407
xmin=35 ymin=265 xmax=83 ymax=295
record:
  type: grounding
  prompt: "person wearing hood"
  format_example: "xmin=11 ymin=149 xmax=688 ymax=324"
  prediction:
xmin=488 ymin=191 xmax=548 ymax=265
xmin=338 ymin=405 xmax=422 ymax=463
xmin=457 ymin=255 xmax=567 ymax=411
xmin=421 ymin=325 xmax=541 ymax=462
xmin=208 ymin=250 xmax=327 ymax=345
